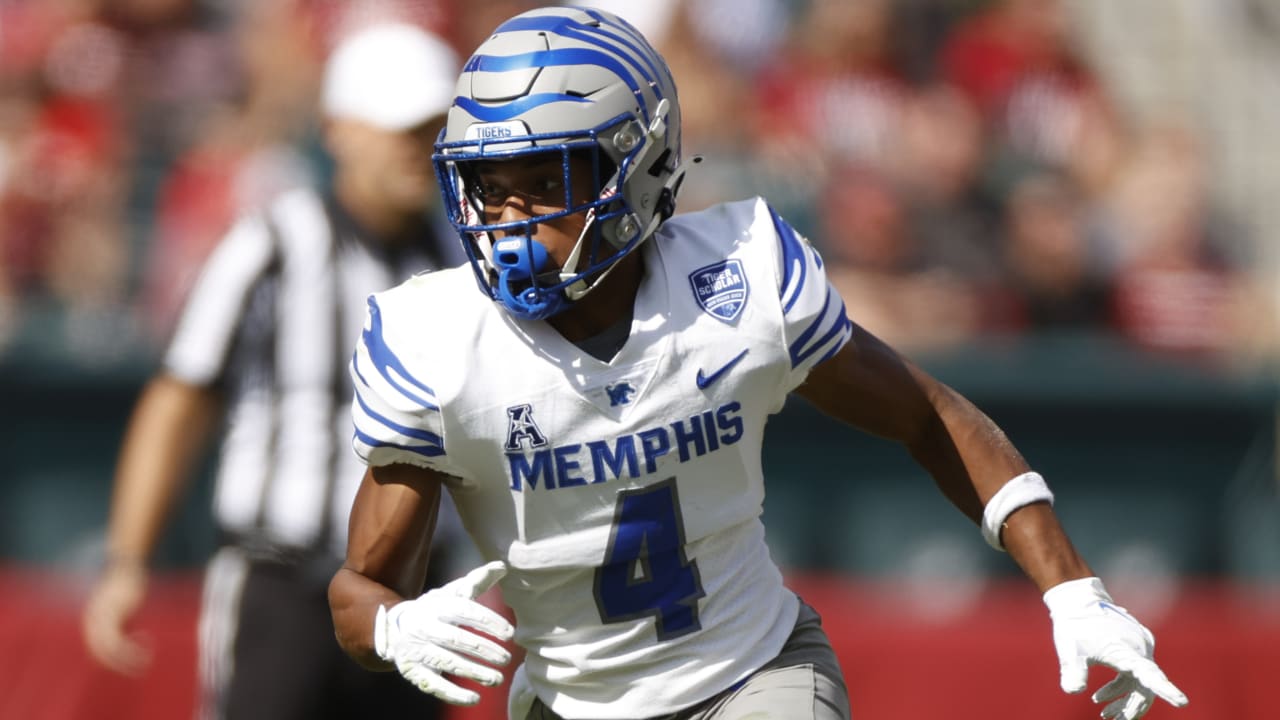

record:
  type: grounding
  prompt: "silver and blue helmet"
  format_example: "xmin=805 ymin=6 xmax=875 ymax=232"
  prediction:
xmin=433 ymin=6 xmax=687 ymax=321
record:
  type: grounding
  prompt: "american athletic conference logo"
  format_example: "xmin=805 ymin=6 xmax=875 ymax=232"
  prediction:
xmin=504 ymin=404 xmax=548 ymax=451
xmin=689 ymin=259 xmax=749 ymax=323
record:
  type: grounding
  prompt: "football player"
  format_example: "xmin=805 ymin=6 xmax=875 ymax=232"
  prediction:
xmin=329 ymin=6 xmax=1188 ymax=720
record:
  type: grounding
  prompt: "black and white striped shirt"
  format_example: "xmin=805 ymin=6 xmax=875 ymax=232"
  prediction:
xmin=164 ymin=188 xmax=460 ymax=559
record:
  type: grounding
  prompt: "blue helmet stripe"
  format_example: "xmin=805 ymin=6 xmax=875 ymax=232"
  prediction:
xmin=455 ymin=93 xmax=591 ymax=123
xmin=557 ymin=26 xmax=660 ymax=92
xmin=465 ymin=47 xmax=650 ymax=123
xmin=492 ymin=14 xmax=556 ymax=35
xmin=492 ymin=13 xmax=663 ymax=89
xmin=361 ymin=298 xmax=439 ymax=411
xmin=468 ymin=47 xmax=645 ymax=97
xmin=570 ymin=10 xmax=663 ymax=90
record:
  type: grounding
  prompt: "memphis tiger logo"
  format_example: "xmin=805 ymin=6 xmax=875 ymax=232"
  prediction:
xmin=689 ymin=259 xmax=748 ymax=323
xmin=605 ymin=381 xmax=636 ymax=407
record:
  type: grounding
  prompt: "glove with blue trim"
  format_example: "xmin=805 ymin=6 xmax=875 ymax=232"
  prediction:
xmin=1044 ymin=577 xmax=1188 ymax=719
xmin=374 ymin=560 xmax=514 ymax=705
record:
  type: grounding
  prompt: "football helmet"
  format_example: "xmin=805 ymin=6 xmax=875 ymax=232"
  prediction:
xmin=433 ymin=7 xmax=688 ymax=320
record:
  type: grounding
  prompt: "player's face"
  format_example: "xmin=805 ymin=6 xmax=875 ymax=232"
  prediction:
xmin=472 ymin=153 xmax=597 ymax=273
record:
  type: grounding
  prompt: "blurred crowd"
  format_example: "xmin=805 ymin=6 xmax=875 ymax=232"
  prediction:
xmin=1 ymin=0 xmax=1276 ymax=365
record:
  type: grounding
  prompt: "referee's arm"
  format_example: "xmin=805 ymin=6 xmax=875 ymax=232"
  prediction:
xmin=83 ymin=374 xmax=222 ymax=673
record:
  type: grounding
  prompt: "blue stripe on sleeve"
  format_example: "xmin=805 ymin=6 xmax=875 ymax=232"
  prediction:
xmin=350 ymin=350 xmax=372 ymax=393
xmin=812 ymin=318 xmax=852 ymax=367
xmin=789 ymin=289 xmax=851 ymax=368
xmin=361 ymin=298 xmax=439 ymax=411
xmin=770 ymin=206 xmax=807 ymax=314
xmin=354 ymin=428 xmax=446 ymax=459
xmin=353 ymin=389 xmax=443 ymax=448
xmin=787 ymin=288 xmax=831 ymax=364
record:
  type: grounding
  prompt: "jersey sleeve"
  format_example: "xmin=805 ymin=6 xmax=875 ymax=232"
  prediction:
xmin=349 ymin=295 xmax=458 ymax=474
xmin=766 ymin=202 xmax=853 ymax=393
xmin=162 ymin=214 xmax=277 ymax=386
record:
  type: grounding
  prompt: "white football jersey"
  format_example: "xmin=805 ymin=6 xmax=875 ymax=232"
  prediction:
xmin=350 ymin=197 xmax=852 ymax=718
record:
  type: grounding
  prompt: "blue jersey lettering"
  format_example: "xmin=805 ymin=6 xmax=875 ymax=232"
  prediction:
xmin=508 ymin=402 xmax=745 ymax=491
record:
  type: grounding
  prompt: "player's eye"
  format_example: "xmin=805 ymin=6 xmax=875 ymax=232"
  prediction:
xmin=524 ymin=172 xmax=564 ymax=200
xmin=473 ymin=178 xmax=506 ymax=203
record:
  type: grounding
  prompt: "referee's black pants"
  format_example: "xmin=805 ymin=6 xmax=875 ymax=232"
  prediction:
xmin=201 ymin=546 xmax=444 ymax=720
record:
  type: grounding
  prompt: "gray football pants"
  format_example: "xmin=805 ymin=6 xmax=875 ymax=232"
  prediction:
xmin=524 ymin=601 xmax=851 ymax=720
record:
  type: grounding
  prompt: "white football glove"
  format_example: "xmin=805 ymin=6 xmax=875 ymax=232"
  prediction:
xmin=507 ymin=662 xmax=537 ymax=720
xmin=1044 ymin=577 xmax=1188 ymax=719
xmin=374 ymin=560 xmax=514 ymax=705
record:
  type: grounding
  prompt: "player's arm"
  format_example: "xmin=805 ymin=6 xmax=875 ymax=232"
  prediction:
xmin=795 ymin=322 xmax=1088 ymax=590
xmin=330 ymin=462 xmax=444 ymax=669
xmin=764 ymin=199 xmax=1083 ymax=586
xmin=796 ymin=322 xmax=1188 ymax=719
xmin=83 ymin=374 xmax=222 ymax=674
xmin=329 ymin=463 xmax=512 ymax=705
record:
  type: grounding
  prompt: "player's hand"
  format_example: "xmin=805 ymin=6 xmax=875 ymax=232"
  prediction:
xmin=375 ymin=560 xmax=514 ymax=705
xmin=1044 ymin=577 xmax=1188 ymax=719
xmin=82 ymin=560 xmax=152 ymax=675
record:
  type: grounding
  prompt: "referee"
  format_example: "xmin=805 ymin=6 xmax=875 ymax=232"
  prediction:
xmin=82 ymin=23 xmax=467 ymax=720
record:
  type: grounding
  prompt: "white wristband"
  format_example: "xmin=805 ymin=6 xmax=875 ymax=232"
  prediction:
xmin=981 ymin=471 xmax=1054 ymax=551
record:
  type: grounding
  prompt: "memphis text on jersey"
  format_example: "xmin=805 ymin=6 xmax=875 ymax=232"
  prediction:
xmin=504 ymin=401 xmax=744 ymax=491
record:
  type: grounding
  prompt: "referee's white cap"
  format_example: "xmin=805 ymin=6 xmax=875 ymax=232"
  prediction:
xmin=322 ymin=22 xmax=459 ymax=131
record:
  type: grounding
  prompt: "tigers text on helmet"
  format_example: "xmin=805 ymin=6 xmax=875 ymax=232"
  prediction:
xmin=432 ymin=6 xmax=688 ymax=321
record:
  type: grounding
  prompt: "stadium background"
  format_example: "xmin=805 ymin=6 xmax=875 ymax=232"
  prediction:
xmin=1 ymin=0 xmax=1277 ymax=718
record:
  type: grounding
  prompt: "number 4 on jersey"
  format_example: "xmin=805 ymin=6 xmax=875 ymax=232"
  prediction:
xmin=594 ymin=478 xmax=705 ymax=641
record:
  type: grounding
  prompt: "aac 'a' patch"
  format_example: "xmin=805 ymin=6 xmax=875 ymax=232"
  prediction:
xmin=689 ymin=259 xmax=749 ymax=323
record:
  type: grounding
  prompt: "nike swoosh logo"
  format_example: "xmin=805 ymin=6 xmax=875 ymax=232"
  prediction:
xmin=1097 ymin=601 xmax=1137 ymax=623
xmin=696 ymin=349 xmax=749 ymax=390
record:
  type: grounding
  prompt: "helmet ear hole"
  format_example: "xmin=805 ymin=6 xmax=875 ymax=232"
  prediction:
xmin=646 ymin=148 xmax=673 ymax=178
